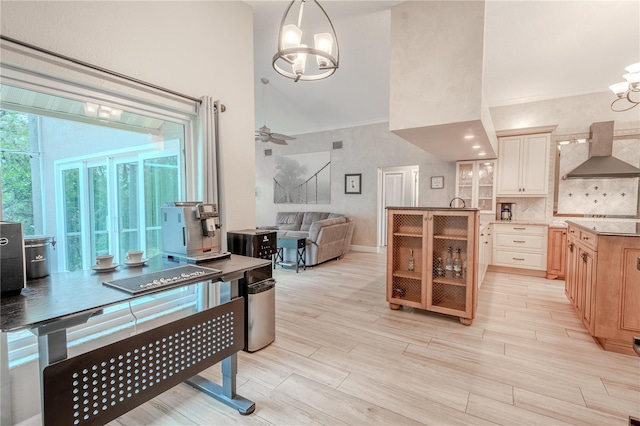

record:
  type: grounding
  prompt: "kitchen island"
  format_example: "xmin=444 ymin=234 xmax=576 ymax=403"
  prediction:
xmin=565 ymin=220 xmax=640 ymax=355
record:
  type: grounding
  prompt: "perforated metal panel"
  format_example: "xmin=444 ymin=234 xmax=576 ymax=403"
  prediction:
xmin=43 ymin=298 xmax=244 ymax=426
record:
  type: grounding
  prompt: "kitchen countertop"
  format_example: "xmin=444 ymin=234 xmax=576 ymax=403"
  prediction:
xmin=566 ymin=220 xmax=640 ymax=237
xmin=480 ymin=220 xmax=568 ymax=229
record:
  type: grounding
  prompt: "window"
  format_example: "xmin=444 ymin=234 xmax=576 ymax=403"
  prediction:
xmin=54 ymin=142 xmax=180 ymax=270
xmin=1 ymin=59 xmax=206 ymax=365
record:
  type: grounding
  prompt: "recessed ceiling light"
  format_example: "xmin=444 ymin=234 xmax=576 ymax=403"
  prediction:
xmin=464 ymin=135 xmax=474 ymax=140
xmin=472 ymin=145 xmax=481 ymax=149
xmin=478 ymin=151 xmax=486 ymax=156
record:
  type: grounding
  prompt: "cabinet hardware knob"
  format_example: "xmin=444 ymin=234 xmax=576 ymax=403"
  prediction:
xmin=568 ymin=243 xmax=574 ymax=252
xmin=581 ymin=253 xmax=588 ymax=262
xmin=583 ymin=236 xmax=589 ymax=240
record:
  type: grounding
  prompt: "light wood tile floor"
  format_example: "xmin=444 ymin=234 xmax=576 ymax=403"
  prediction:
xmin=108 ymin=251 xmax=640 ymax=425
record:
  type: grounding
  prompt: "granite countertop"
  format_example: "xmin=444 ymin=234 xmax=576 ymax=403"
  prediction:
xmin=566 ymin=220 xmax=640 ymax=237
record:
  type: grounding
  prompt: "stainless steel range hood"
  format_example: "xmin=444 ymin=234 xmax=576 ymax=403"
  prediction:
xmin=565 ymin=121 xmax=640 ymax=179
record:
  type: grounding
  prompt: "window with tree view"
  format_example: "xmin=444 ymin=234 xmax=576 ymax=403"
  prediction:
xmin=1 ymin=83 xmax=185 ymax=272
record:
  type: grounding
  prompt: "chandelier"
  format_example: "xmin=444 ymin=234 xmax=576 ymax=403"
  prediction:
xmin=272 ymin=0 xmax=339 ymax=82
xmin=609 ymin=62 xmax=640 ymax=112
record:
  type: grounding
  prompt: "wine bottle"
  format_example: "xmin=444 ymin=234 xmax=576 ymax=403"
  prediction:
xmin=444 ymin=247 xmax=453 ymax=278
xmin=453 ymin=248 xmax=462 ymax=279
xmin=408 ymin=249 xmax=415 ymax=272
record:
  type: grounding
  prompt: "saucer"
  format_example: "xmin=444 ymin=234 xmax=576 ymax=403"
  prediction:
xmin=124 ymin=258 xmax=148 ymax=267
xmin=91 ymin=264 xmax=119 ymax=273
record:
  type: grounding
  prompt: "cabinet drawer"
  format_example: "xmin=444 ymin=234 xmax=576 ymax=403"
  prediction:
xmin=493 ymin=249 xmax=547 ymax=270
xmin=579 ymin=230 xmax=597 ymax=251
xmin=494 ymin=233 xmax=546 ymax=251
xmin=493 ymin=223 xmax=548 ymax=235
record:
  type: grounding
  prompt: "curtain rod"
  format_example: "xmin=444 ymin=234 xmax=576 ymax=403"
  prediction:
xmin=0 ymin=34 xmax=202 ymax=104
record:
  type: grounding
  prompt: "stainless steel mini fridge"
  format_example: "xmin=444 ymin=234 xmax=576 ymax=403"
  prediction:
xmin=246 ymin=278 xmax=275 ymax=352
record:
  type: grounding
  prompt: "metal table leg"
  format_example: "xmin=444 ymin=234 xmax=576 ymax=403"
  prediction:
xmin=185 ymin=277 xmax=255 ymax=415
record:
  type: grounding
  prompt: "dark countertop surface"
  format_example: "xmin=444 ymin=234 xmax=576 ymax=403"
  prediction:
xmin=567 ymin=220 xmax=640 ymax=237
xmin=1 ymin=254 xmax=271 ymax=332
xmin=386 ymin=206 xmax=479 ymax=211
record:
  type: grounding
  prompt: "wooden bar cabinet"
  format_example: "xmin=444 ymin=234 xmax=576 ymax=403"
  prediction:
xmin=386 ymin=207 xmax=479 ymax=325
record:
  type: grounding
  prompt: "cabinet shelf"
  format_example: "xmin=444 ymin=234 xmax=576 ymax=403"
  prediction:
xmin=433 ymin=235 xmax=468 ymax=241
xmin=432 ymin=277 xmax=467 ymax=287
xmin=394 ymin=232 xmax=422 ymax=238
xmin=393 ymin=270 xmax=422 ymax=280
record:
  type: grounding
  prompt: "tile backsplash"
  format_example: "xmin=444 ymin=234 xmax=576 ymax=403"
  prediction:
xmin=557 ymin=140 xmax=639 ymax=216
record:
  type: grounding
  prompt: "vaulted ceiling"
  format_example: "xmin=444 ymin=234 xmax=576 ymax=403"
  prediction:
xmin=251 ymin=1 xmax=640 ymax=138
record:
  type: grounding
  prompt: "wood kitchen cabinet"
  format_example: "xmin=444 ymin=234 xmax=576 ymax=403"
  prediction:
xmin=497 ymin=133 xmax=550 ymax=196
xmin=386 ymin=208 xmax=478 ymax=325
xmin=546 ymin=227 xmax=567 ymax=279
xmin=565 ymin=222 xmax=640 ymax=355
xmin=455 ymin=160 xmax=497 ymax=215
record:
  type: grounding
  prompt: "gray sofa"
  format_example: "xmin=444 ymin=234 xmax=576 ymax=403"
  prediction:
xmin=260 ymin=211 xmax=354 ymax=266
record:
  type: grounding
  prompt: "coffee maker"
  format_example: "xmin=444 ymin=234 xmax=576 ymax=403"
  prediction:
xmin=161 ymin=202 xmax=229 ymax=263
xmin=496 ymin=203 xmax=515 ymax=221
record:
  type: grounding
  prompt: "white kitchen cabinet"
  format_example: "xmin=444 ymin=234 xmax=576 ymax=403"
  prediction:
xmin=456 ymin=160 xmax=496 ymax=215
xmin=492 ymin=223 xmax=548 ymax=271
xmin=497 ymin=133 xmax=550 ymax=196
xmin=477 ymin=223 xmax=492 ymax=287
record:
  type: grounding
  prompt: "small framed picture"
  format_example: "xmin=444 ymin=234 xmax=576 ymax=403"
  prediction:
xmin=345 ymin=173 xmax=362 ymax=194
xmin=431 ymin=176 xmax=444 ymax=189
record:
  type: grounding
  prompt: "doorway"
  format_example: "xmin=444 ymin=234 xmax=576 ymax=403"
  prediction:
xmin=377 ymin=165 xmax=419 ymax=247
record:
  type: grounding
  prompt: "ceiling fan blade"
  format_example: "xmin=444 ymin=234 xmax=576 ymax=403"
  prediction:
xmin=270 ymin=132 xmax=296 ymax=140
xmin=269 ymin=137 xmax=288 ymax=145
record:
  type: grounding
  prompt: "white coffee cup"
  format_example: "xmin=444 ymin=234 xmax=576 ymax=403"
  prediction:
xmin=96 ymin=254 xmax=114 ymax=268
xmin=126 ymin=250 xmax=144 ymax=263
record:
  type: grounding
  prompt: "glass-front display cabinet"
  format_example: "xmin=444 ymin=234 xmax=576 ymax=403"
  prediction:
xmin=455 ymin=160 xmax=496 ymax=215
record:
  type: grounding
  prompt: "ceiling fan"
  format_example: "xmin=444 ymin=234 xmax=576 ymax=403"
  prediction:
xmin=255 ymin=78 xmax=296 ymax=145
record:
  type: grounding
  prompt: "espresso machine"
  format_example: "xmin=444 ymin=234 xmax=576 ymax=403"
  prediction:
xmin=161 ymin=202 xmax=230 ymax=263
xmin=496 ymin=202 xmax=515 ymax=221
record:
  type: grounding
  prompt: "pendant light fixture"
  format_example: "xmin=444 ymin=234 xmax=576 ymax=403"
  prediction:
xmin=272 ymin=0 xmax=339 ymax=82
xmin=609 ymin=62 xmax=640 ymax=112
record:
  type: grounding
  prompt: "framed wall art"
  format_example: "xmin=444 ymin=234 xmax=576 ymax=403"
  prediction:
xmin=345 ymin=173 xmax=362 ymax=194
xmin=431 ymin=176 xmax=444 ymax=189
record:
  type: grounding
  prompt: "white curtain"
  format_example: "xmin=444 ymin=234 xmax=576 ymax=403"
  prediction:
xmin=196 ymin=96 xmax=220 ymax=205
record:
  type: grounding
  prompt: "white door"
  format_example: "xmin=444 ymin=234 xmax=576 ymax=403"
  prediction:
xmin=378 ymin=166 xmax=419 ymax=247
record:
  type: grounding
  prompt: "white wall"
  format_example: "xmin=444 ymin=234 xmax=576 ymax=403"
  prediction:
xmin=1 ymin=1 xmax=255 ymax=422
xmin=0 ymin=0 xmax=257 ymax=235
xmin=255 ymin=122 xmax=456 ymax=248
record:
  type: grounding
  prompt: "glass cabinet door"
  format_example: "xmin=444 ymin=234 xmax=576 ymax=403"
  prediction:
xmin=455 ymin=160 xmax=496 ymax=214
xmin=477 ymin=161 xmax=496 ymax=213
xmin=456 ymin=162 xmax=474 ymax=209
